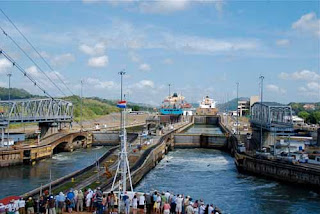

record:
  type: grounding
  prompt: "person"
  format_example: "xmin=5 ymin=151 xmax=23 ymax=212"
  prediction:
xmin=192 ymin=200 xmax=198 ymax=214
xmin=114 ymin=193 xmax=118 ymax=213
xmin=165 ymin=191 xmax=170 ymax=203
xmin=163 ymin=201 xmax=171 ymax=214
xmin=183 ymin=196 xmax=189 ymax=214
xmin=132 ymin=195 xmax=138 ymax=214
xmin=145 ymin=193 xmax=152 ymax=214
xmin=122 ymin=192 xmax=130 ymax=214
xmin=39 ymin=196 xmax=46 ymax=214
xmin=204 ymin=204 xmax=209 ymax=214
xmin=170 ymin=199 xmax=176 ymax=214
xmin=199 ymin=202 xmax=205 ymax=214
xmin=185 ymin=202 xmax=194 ymax=214
xmin=161 ymin=193 xmax=166 ymax=213
xmin=138 ymin=193 xmax=145 ymax=213
xmin=155 ymin=194 xmax=161 ymax=214
xmin=66 ymin=190 xmax=75 ymax=213
xmin=25 ymin=197 xmax=34 ymax=214
xmin=208 ymin=204 xmax=214 ymax=214
xmin=76 ymin=190 xmax=84 ymax=212
xmin=175 ymin=195 xmax=183 ymax=214
xmin=18 ymin=198 xmax=26 ymax=214
xmin=86 ymin=189 xmax=93 ymax=211
xmin=96 ymin=187 xmax=103 ymax=214
xmin=109 ymin=191 xmax=115 ymax=214
xmin=48 ymin=195 xmax=56 ymax=214
xmin=0 ymin=203 xmax=6 ymax=214
xmin=102 ymin=195 xmax=107 ymax=213
xmin=7 ymin=200 xmax=18 ymax=214
xmin=56 ymin=192 xmax=65 ymax=214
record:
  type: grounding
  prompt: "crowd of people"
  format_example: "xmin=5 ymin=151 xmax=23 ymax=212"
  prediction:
xmin=0 ymin=189 xmax=221 ymax=214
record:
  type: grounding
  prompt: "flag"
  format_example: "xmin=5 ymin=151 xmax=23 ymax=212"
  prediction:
xmin=117 ymin=100 xmax=127 ymax=108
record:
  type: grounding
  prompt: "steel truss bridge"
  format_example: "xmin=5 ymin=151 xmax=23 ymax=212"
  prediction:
xmin=0 ymin=98 xmax=73 ymax=128
xmin=250 ymin=102 xmax=293 ymax=132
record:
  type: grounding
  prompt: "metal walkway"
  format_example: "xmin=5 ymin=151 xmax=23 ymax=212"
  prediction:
xmin=250 ymin=102 xmax=293 ymax=132
xmin=0 ymin=98 xmax=73 ymax=128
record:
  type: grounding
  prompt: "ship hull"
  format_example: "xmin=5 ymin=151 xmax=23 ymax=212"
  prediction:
xmin=160 ymin=108 xmax=183 ymax=115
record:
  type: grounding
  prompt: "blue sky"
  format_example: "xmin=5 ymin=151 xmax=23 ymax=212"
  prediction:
xmin=0 ymin=0 xmax=319 ymax=105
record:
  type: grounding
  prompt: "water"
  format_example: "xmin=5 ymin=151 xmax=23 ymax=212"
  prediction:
xmin=135 ymin=149 xmax=320 ymax=214
xmin=0 ymin=146 xmax=111 ymax=198
xmin=185 ymin=124 xmax=223 ymax=135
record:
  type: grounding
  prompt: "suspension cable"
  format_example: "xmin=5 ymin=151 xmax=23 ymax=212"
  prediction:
xmin=0 ymin=9 xmax=75 ymax=96
xmin=0 ymin=25 xmax=67 ymax=97
xmin=0 ymin=48 xmax=54 ymax=100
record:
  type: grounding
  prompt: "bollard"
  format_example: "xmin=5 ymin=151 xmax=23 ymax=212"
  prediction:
xmin=71 ymin=177 xmax=75 ymax=183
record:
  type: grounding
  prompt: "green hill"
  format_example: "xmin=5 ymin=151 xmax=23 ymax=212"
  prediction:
xmin=0 ymin=87 xmax=36 ymax=100
xmin=63 ymin=96 xmax=120 ymax=122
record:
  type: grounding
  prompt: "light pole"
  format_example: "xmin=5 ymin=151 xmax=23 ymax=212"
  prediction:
xmin=259 ymin=75 xmax=264 ymax=151
xmin=236 ymin=82 xmax=239 ymax=136
xmin=80 ymin=80 xmax=83 ymax=131
xmin=7 ymin=71 xmax=12 ymax=100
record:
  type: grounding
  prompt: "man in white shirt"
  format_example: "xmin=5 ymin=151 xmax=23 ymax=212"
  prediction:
xmin=18 ymin=198 xmax=26 ymax=214
xmin=138 ymin=193 xmax=145 ymax=211
xmin=175 ymin=195 xmax=183 ymax=214
xmin=164 ymin=191 xmax=170 ymax=202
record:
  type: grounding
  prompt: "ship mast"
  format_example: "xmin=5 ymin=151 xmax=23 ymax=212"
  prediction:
xmin=111 ymin=70 xmax=133 ymax=205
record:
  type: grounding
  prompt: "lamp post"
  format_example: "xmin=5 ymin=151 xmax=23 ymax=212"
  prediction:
xmin=7 ymin=71 xmax=12 ymax=100
xmin=80 ymin=80 xmax=83 ymax=131
xmin=236 ymin=82 xmax=239 ymax=136
xmin=259 ymin=75 xmax=264 ymax=151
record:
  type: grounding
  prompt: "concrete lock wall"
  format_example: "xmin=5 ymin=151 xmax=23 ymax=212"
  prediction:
xmin=92 ymin=132 xmax=120 ymax=146
xmin=174 ymin=134 xmax=227 ymax=148
xmin=194 ymin=116 xmax=219 ymax=125
xmin=0 ymin=150 xmax=24 ymax=167
xmin=242 ymin=156 xmax=320 ymax=187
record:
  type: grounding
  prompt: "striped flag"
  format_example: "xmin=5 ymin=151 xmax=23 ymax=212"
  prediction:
xmin=117 ymin=100 xmax=127 ymax=108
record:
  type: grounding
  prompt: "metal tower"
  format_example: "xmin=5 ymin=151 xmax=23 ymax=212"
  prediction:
xmin=111 ymin=71 xmax=133 ymax=211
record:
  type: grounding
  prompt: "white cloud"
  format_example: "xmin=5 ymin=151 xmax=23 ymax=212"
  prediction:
xmin=51 ymin=53 xmax=75 ymax=67
xmin=86 ymin=77 xmax=115 ymax=89
xmin=26 ymin=66 xmax=41 ymax=78
xmin=276 ymin=39 xmax=290 ymax=46
xmin=139 ymin=0 xmax=224 ymax=14
xmin=79 ymin=42 xmax=107 ymax=55
xmin=279 ymin=70 xmax=320 ymax=81
xmin=164 ymin=34 xmax=259 ymax=54
xmin=136 ymin=80 xmax=155 ymax=88
xmin=139 ymin=63 xmax=151 ymax=71
xmin=88 ymin=55 xmax=109 ymax=67
xmin=292 ymin=12 xmax=320 ymax=36
xmin=163 ymin=58 xmax=173 ymax=65
xmin=0 ymin=58 xmax=12 ymax=74
xmin=266 ymin=84 xmax=286 ymax=94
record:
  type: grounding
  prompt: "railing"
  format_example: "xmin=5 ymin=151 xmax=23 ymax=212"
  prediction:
xmin=0 ymin=99 xmax=73 ymax=126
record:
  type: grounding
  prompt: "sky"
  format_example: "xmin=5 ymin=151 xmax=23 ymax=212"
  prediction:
xmin=0 ymin=0 xmax=319 ymax=105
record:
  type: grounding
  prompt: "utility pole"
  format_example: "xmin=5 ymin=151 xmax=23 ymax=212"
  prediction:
xmin=7 ymin=71 xmax=12 ymax=100
xmin=80 ymin=80 xmax=83 ymax=131
xmin=236 ymin=82 xmax=239 ymax=136
xmin=259 ymin=75 xmax=264 ymax=151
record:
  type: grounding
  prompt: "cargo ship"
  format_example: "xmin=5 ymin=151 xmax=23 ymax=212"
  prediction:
xmin=196 ymin=95 xmax=218 ymax=115
xmin=160 ymin=93 xmax=191 ymax=115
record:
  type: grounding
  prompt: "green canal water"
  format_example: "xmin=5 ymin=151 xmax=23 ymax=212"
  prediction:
xmin=0 ymin=146 xmax=111 ymax=199
xmin=135 ymin=148 xmax=320 ymax=214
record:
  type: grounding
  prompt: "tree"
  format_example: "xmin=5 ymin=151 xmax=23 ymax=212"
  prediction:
xmin=298 ymin=111 xmax=310 ymax=121
xmin=309 ymin=111 xmax=320 ymax=124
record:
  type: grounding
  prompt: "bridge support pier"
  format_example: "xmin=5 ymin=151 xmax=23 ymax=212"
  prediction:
xmin=39 ymin=122 xmax=59 ymax=139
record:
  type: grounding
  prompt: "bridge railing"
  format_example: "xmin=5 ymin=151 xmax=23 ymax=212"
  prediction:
xmin=0 ymin=98 xmax=73 ymax=124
